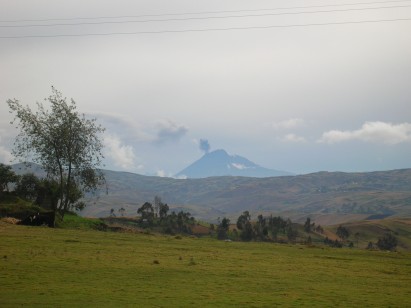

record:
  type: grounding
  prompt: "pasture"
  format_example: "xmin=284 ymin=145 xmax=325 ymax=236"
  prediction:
xmin=1 ymin=222 xmax=411 ymax=307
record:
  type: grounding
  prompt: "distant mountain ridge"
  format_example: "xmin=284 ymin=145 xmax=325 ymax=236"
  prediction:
xmin=176 ymin=149 xmax=292 ymax=178
xmin=91 ymin=168 xmax=411 ymax=225
xmin=10 ymin=163 xmax=411 ymax=225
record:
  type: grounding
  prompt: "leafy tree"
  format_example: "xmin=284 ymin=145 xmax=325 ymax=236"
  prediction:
xmin=376 ymin=233 xmax=398 ymax=251
xmin=254 ymin=214 xmax=268 ymax=240
xmin=158 ymin=202 xmax=169 ymax=220
xmin=236 ymin=211 xmax=251 ymax=230
xmin=268 ymin=215 xmax=287 ymax=240
xmin=315 ymin=225 xmax=324 ymax=234
xmin=7 ymin=88 xmax=105 ymax=219
xmin=119 ymin=207 xmax=126 ymax=217
xmin=15 ymin=173 xmax=40 ymax=201
xmin=236 ymin=211 xmax=254 ymax=241
xmin=137 ymin=202 xmax=154 ymax=224
xmin=336 ymin=225 xmax=350 ymax=240
xmin=324 ymin=237 xmax=343 ymax=248
xmin=304 ymin=217 xmax=312 ymax=233
xmin=0 ymin=163 xmax=19 ymax=193
xmin=217 ymin=217 xmax=230 ymax=240
xmin=35 ymin=178 xmax=60 ymax=211
xmin=286 ymin=226 xmax=298 ymax=243
xmin=110 ymin=208 xmax=116 ymax=217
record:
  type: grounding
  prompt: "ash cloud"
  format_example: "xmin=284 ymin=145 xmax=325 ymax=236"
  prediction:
xmin=199 ymin=139 xmax=211 ymax=154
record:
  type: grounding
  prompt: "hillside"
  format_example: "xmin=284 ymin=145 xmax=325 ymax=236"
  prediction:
xmin=79 ymin=168 xmax=411 ymax=224
xmin=329 ymin=218 xmax=411 ymax=250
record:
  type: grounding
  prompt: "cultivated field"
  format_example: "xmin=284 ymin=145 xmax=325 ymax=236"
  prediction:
xmin=1 ymin=222 xmax=411 ymax=307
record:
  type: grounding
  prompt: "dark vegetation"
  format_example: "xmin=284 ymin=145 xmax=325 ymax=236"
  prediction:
xmin=0 ymin=164 xmax=405 ymax=251
xmin=6 ymin=88 xmax=105 ymax=225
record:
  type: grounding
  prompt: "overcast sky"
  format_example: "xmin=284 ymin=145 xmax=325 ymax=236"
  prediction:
xmin=1 ymin=0 xmax=410 ymax=176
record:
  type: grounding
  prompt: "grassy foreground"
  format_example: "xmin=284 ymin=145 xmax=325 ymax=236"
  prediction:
xmin=1 ymin=223 xmax=411 ymax=307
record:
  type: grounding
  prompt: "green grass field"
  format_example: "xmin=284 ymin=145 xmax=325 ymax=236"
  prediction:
xmin=1 ymin=222 xmax=411 ymax=307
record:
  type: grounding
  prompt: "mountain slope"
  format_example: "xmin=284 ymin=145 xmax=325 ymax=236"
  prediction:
xmin=176 ymin=149 xmax=292 ymax=178
xmin=9 ymin=163 xmax=411 ymax=225
xmin=81 ymin=168 xmax=411 ymax=224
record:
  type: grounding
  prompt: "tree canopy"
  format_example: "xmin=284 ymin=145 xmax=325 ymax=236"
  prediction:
xmin=0 ymin=163 xmax=19 ymax=193
xmin=377 ymin=233 xmax=398 ymax=251
xmin=7 ymin=87 xmax=105 ymax=219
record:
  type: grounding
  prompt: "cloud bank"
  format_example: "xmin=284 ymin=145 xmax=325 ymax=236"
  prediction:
xmin=156 ymin=120 xmax=188 ymax=144
xmin=0 ymin=134 xmax=13 ymax=163
xmin=271 ymin=118 xmax=304 ymax=130
xmin=319 ymin=121 xmax=411 ymax=144
xmin=104 ymin=135 xmax=136 ymax=170
xmin=282 ymin=133 xmax=306 ymax=143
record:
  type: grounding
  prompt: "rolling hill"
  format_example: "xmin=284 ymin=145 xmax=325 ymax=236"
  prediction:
xmin=81 ymin=168 xmax=411 ymax=225
xmin=10 ymin=163 xmax=411 ymax=225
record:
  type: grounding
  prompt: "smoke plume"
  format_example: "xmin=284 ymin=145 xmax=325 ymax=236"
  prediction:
xmin=199 ymin=139 xmax=210 ymax=153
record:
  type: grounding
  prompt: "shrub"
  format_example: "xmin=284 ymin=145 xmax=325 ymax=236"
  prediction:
xmin=377 ymin=233 xmax=398 ymax=251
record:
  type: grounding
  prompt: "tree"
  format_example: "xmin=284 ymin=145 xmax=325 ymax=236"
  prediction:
xmin=304 ymin=217 xmax=312 ymax=233
xmin=154 ymin=195 xmax=162 ymax=218
xmin=286 ymin=226 xmax=298 ymax=243
xmin=137 ymin=202 xmax=154 ymax=224
xmin=217 ymin=217 xmax=230 ymax=240
xmin=254 ymin=214 xmax=268 ymax=240
xmin=315 ymin=225 xmax=324 ymax=234
xmin=15 ymin=173 xmax=40 ymax=201
xmin=35 ymin=178 xmax=60 ymax=211
xmin=110 ymin=208 xmax=116 ymax=217
xmin=236 ymin=210 xmax=251 ymax=230
xmin=336 ymin=225 xmax=350 ymax=240
xmin=236 ymin=211 xmax=254 ymax=241
xmin=158 ymin=202 xmax=169 ymax=221
xmin=354 ymin=232 xmax=360 ymax=247
xmin=268 ymin=215 xmax=287 ymax=240
xmin=7 ymin=87 xmax=105 ymax=220
xmin=376 ymin=233 xmax=398 ymax=251
xmin=0 ymin=163 xmax=19 ymax=194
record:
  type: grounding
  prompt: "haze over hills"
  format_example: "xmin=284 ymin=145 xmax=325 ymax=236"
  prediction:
xmin=10 ymin=163 xmax=411 ymax=225
xmin=176 ymin=149 xmax=292 ymax=178
xmin=82 ymin=168 xmax=411 ymax=225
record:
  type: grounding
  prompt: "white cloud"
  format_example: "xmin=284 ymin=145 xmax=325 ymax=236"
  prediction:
xmin=0 ymin=146 xmax=13 ymax=164
xmin=156 ymin=169 xmax=174 ymax=178
xmin=282 ymin=133 xmax=307 ymax=143
xmin=231 ymin=163 xmax=248 ymax=170
xmin=0 ymin=135 xmax=13 ymax=163
xmin=156 ymin=170 xmax=166 ymax=177
xmin=319 ymin=121 xmax=411 ymax=144
xmin=155 ymin=119 xmax=188 ymax=144
xmin=89 ymin=112 xmax=151 ymax=142
xmin=104 ymin=134 xmax=136 ymax=169
xmin=271 ymin=118 xmax=304 ymax=130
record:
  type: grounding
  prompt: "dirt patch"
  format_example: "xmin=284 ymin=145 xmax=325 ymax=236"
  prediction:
xmin=322 ymin=229 xmax=338 ymax=241
xmin=1 ymin=217 xmax=21 ymax=225
xmin=191 ymin=224 xmax=210 ymax=235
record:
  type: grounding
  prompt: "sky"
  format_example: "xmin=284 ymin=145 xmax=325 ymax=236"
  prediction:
xmin=0 ymin=0 xmax=410 ymax=176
